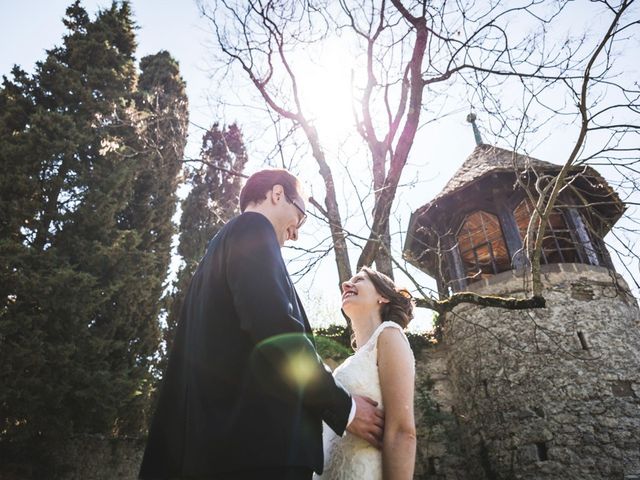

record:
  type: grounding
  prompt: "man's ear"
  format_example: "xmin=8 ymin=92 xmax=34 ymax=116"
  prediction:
xmin=270 ymin=184 xmax=284 ymax=204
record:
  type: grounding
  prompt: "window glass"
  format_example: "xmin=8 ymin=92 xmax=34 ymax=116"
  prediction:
xmin=456 ymin=211 xmax=510 ymax=282
xmin=514 ymin=198 xmax=581 ymax=264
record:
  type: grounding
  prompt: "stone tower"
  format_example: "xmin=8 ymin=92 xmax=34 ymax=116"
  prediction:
xmin=404 ymin=118 xmax=640 ymax=479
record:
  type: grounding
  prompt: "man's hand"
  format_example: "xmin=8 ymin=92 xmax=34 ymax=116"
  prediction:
xmin=346 ymin=395 xmax=385 ymax=449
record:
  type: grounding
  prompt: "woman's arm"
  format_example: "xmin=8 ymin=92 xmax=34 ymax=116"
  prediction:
xmin=378 ymin=327 xmax=417 ymax=480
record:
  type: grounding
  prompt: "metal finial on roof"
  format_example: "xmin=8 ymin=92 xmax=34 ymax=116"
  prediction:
xmin=466 ymin=112 xmax=484 ymax=146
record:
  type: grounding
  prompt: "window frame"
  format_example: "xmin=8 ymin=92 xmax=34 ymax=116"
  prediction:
xmin=455 ymin=210 xmax=511 ymax=283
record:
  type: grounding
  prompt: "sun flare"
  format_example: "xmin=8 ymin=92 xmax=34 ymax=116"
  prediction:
xmin=294 ymin=40 xmax=357 ymax=144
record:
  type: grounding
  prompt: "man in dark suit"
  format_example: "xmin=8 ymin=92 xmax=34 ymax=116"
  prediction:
xmin=139 ymin=169 xmax=383 ymax=480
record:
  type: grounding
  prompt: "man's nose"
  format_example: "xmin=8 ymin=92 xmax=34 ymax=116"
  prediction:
xmin=341 ymin=281 xmax=351 ymax=292
xmin=287 ymin=226 xmax=298 ymax=242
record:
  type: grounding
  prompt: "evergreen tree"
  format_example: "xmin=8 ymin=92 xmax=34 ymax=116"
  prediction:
xmin=0 ymin=1 xmax=187 ymax=443
xmin=163 ymin=123 xmax=248 ymax=357
xmin=111 ymin=51 xmax=188 ymax=433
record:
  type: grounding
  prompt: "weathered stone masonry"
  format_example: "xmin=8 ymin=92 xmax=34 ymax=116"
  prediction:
xmin=413 ymin=264 xmax=640 ymax=480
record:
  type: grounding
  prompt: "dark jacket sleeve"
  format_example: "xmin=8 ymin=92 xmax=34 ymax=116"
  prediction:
xmin=226 ymin=213 xmax=352 ymax=435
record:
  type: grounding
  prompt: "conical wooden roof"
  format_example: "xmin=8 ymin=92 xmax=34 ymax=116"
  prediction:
xmin=433 ymin=143 xmax=557 ymax=204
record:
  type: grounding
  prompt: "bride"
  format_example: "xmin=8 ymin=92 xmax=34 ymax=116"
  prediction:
xmin=315 ymin=267 xmax=416 ymax=480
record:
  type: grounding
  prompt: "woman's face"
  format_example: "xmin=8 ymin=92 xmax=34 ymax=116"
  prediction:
xmin=341 ymin=272 xmax=384 ymax=315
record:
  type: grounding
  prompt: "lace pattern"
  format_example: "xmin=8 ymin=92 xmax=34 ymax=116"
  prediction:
xmin=314 ymin=321 xmax=414 ymax=479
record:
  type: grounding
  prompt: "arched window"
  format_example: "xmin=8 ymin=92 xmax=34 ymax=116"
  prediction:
xmin=514 ymin=198 xmax=582 ymax=264
xmin=456 ymin=211 xmax=510 ymax=282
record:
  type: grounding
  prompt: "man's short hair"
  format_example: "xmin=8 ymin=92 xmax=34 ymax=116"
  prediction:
xmin=239 ymin=168 xmax=302 ymax=212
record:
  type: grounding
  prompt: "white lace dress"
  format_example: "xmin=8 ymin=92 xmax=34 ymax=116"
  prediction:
xmin=314 ymin=321 xmax=415 ymax=480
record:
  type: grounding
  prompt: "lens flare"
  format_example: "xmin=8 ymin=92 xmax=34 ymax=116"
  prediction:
xmin=284 ymin=350 xmax=319 ymax=387
xmin=251 ymin=333 xmax=321 ymax=394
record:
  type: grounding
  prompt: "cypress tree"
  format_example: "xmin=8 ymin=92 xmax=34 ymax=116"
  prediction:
xmin=163 ymin=123 xmax=248 ymax=357
xmin=112 ymin=51 xmax=188 ymax=433
xmin=0 ymin=1 xmax=188 ymax=444
xmin=0 ymin=0 xmax=137 ymax=441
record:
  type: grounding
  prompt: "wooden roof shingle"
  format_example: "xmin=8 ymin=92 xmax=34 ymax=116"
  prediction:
xmin=433 ymin=143 xmax=558 ymax=204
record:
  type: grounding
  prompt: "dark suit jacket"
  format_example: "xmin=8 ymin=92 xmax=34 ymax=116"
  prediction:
xmin=139 ymin=212 xmax=352 ymax=479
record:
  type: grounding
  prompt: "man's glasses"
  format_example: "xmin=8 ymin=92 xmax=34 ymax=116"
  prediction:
xmin=284 ymin=192 xmax=307 ymax=228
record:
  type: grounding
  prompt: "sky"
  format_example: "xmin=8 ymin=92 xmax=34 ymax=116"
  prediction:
xmin=1 ymin=1 xmax=638 ymax=331
xmin=0 ymin=0 xmax=213 ymax=159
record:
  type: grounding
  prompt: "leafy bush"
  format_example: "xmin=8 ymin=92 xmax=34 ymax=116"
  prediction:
xmin=315 ymin=335 xmax=353 ymax=363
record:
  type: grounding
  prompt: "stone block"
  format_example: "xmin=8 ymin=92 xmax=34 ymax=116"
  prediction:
xmin=543 ymin=263 xmax=563 ymax=274
xmin=517 ymin=444 xmax=540 ymax=463
xmin=611 ymin=380 xmax=635 ymax=398
xmin=571 ymin=283 xmax=596 ymax=301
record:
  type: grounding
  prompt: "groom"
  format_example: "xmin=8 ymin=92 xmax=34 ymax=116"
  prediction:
xmin=139 ymin=169 xmax=383 ymax=480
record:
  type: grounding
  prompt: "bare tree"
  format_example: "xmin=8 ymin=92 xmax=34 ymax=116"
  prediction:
xmin=199 ymin=0 xmax=639 ymax=311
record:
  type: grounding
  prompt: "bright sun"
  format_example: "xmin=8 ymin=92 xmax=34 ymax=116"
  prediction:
xmin=294 ymin=40 xmax=357 ymax=144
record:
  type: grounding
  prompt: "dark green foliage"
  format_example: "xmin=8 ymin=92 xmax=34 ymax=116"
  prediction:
xmin=432 ymin=311 xmax=443 ymax=342
xmin=314 ymin=336 xmax=352 ymax=364
xmin=415 ymin=375 xmax=446 ymax=428
xmin=313 ymin=324 xmax=353 ymax=351
xmin=413 ymin=375 xmax=463 ymax=476
xmin=113 ymin=50 xmax=188 ymax=432
xmin=0 ymin=0 xmax=187 ymax=444
xmin=162 ymin=123 xmax=248 ymax=358
xmin=313 ymin=323 xmax=436 ymax=356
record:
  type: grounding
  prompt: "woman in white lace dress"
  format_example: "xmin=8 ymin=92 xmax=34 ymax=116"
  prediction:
xmin=315 ymin=267 xmax=416 ymax=480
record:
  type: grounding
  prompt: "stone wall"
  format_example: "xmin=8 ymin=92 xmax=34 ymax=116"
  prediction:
xmin=0 ymin=435 xmax=145 ymax=480
xmin=413 ymin=343 xmax=468 ymax=479
xmin=440 ymin=264 xmax=640 ymax=479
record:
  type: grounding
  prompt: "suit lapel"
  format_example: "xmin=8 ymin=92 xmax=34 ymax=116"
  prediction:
xmin=279 ymin=252 xmax=316 ymax=345
xmin=293 ymin=290 xmax=313 ymax=334
xmin=285 ymin=276 xmax=316 ymax=347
